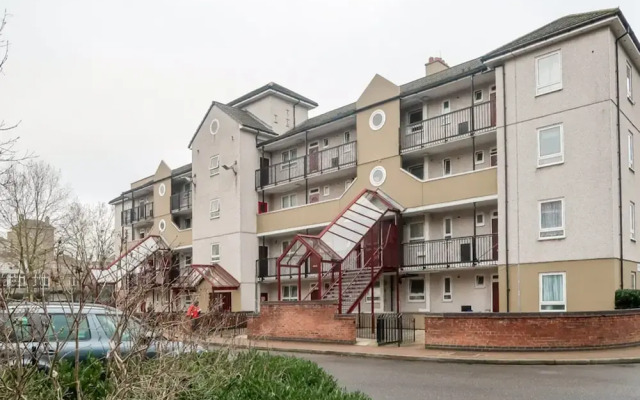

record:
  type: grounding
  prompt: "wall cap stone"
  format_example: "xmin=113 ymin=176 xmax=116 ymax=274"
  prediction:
xmin=423 ymin=309 xmax=640 ymax=319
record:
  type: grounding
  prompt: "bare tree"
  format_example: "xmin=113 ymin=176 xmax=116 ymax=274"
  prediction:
xmin=0 ymin=160 xmax=70 ymax=301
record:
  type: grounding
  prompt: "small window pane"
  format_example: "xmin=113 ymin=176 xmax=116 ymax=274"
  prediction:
xmin=537 ymin=52 xmax=562 ymax=94
xmin=541 ymin=201 xmax=562 ymax=229
xmin=540 ymin=274 xmax=565 ymax=310
xmin=409 ymin=223 xmax=424 ymax=240
xmin=539 ymin=126 xmax=562 ymax=158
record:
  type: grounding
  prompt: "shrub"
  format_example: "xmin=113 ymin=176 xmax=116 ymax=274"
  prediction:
xmin=615 ymin=289 xmax=640 ymax=309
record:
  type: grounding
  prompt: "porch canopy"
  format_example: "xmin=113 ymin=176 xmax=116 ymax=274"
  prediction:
xmin=192 ymin=264 xmax=240 ymax=291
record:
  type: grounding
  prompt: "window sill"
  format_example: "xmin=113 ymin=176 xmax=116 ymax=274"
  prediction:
xmin=474 ymin=285 xmax=486 ymax=289
xmin=442 ymin=299 xmax=453 ymax=303
xmin=538 ymin=235 xmax=566 ymax=241
xmin=537 ymin=160 xmax=564 ymax=169
xmin=630 ymin=167 xmax=635 ymax=173
xmin=539 ymin=308 xmax=567 ymax=313
xmin=631 ymin=237 xmax=637 ymax=243
xmin=408 ymin=299 xmax=426 ymax=303
xmin=535 ymin=86 xmax=563 ymax=97
xmin=628 ymin=96 xmax=635 ymax=105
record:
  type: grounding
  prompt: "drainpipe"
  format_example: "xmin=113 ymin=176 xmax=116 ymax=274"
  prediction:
xmin=616 ymin=29 xmax=630 ymax=289
xmin=502 ymin=66 xmax=510 ymax=312
xmin=293 ymin=99 xmax=301 ymax=128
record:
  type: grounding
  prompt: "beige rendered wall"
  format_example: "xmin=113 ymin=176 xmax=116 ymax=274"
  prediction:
xmin=426 ymin=143 xmax=496 ymax=179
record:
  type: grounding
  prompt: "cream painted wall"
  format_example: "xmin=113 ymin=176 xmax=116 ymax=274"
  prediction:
xmin=426 ymin=143 xmax=496 ymax=179
xmin=242 ymin=95 xmax=311 ymax=135
xmin=429 ymin=269 xmax=494 ymax=313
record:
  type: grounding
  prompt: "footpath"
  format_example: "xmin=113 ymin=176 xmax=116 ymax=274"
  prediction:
xmin=200 ymin=335 xmax=640 ymax=365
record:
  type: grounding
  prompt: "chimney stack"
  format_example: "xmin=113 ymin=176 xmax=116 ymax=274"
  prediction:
xmin=425 ymin=56 xmax=449 ymax=76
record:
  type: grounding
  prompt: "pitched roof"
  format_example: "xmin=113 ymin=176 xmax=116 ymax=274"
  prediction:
xmin=171 ymin=163 xmax=192 ymax=177
xmin=400 ymin=58 xmax=486 ymax=97
xmin=187 ymin=101 xmax=276 ymax=148
xmin=483 ymin=8 xmax=620 ymax=60
xmin=227 ymin=82 xmax=318 ymax=107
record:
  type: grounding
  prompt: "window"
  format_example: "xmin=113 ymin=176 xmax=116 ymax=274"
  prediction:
xmin=443 ymin=158 xmax=452 ymax=176
xmin=476 ymin=213 xmax=485 ymax=227
xmin=47 ymin=314 xmax=91 ymax=341
xmin=408 ymin=222 xmax=424 ymax=242
xmin=474 ymin=90 xmax=483 ymax=103
xmin=185 ymin=254 xmax=192 ymax=267
xmin=443 ymin=217 xmax=453 ymax=239
xmin=18 ymin=275 xmax=26 ymax=289
xmin=475 ymin=275 xmax=486 ymax=288
xmin=490 ymin=148 xmax=498 ymax=167
xmin=281 ymin=149 xmax=297 ymax=170
xmin=536 ymin=50 xmax=562 ymax=95
xmin=632 ymin=272 xmax=637 ymax=290
xmin=36 ymin=274 xmax=49 ymax=289
xmin=209 ymin=155 xmax=220 ymax=176
xmin=139 ymin=229 xmax=145 ymax=239
xmin=281 ymin=241 xmax=290 ymax=254
xmin=345 ymin=179 xmax=354 ymax=191
xmin=631 ymin=201 xmax=636 ymax=241
xmin=180 ymin=218 xmax=192 ymax=229
xmin=627 ymin=62 xmax=634 ymax=101
xmin=442 ymin=100 xmax=451 ymax=124
xmin=365 ymin=280 xmax=381 ymax=303
xmin=282 ymin=285 xmax=298 ymax=301
xmin=475 ymin=150 xmax=485 ymax=165
xmin=539 ymin=199 xmax=565 ymax=239
xmin=344 ymin=131 xmax=351 ymax=143
xmin=408 ymin=109 xmax=423 ymax=125
xmin=408 ymin=278 xmax=425 ymax=302
xmin=539 ymin=272 xmax=566 ymax=311
xmin=211 ymin=243 xmax=220 ymax=263
xmin=210 ymin=199 xmax=220 ymax=219
xmin=407 ymin=164 xmax=424 ymax=179
xmin=281 ymin=193 xmax=297 ymax=209
xmin=323 ymin=186 xmax=330 ymax=196
xmin=96 ymin=315 xmax=142 ymax=342
xmin=443 ymin=276 xmax=452 ymax=301
xmin=538 ymin=124 xmax=564 ymax=167
xmin=323 ymin=138 xmax=329 ymax=148
xmin=273 ymin=114 xmax=278 ymax=124
xmin=629 ymin=131 xmax=635 ymax=171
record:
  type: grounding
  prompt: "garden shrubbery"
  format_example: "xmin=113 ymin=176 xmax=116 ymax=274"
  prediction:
xmin=614 ymin=289 xmax=640 ymax=309
xmin=1 ymin=351 xmax=370 ymax=400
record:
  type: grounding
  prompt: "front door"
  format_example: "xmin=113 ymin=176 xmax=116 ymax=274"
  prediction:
xmin=259 ymin=157 xmax=270 ymax=187
xmin=258 ymin=246 xmax=269 ymax=278
xmin=308 ymin=142 xmax=319 ymax=173
xmin=260 ymin=292 xmax=268 ymax=302
xmin=490 ymin=91 xmax=497 ymax=126
xmin=491 ymin=214 xmax=498 ymax=260
xmin=492 ymin=279 xmax=499 ymax=312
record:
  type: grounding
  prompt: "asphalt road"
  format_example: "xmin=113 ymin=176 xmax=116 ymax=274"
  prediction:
xmin=290 ymin=353 xmax=640 ymax=400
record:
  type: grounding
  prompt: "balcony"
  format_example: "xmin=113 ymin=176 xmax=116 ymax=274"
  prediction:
xmin=171 ymin=191 xmax=192 ymax=213
xmin=401 ymin=100 xmax=496 ymax=153
xmin=255 ymin=142 xmax=357 ymax=190
xmin=402 ymin=234 xmax=498 ymax=270
xmin=121 ymin=202 xmax=154 ymax=225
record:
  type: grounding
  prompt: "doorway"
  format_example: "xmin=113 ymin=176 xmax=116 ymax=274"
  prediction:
xmin=258 ymin=246 xmax=269 ymax=278
xmin=490 ymin=91 xmax=497 ymax=126
xmin=308 ymin=142 xmax=319 ymax=173
xmin=491 ymin=275 xmax=499 ymax=312
xmin=259 ymin=157 xmax=270 ymax=186
xmin=491 ymin=211 xmax=498 ymax=260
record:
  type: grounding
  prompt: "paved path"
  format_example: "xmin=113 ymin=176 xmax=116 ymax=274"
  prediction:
xmin=291 ymin=353 xmax=640 ymax=400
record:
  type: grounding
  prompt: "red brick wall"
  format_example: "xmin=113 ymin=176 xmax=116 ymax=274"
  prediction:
xmin=248 ymin=301 xmax=356 ymax=344
xmin=425 ymin=310 xmax=640 ymax=351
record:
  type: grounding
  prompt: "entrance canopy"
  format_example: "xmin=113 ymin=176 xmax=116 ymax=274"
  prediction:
xmin=192 ymin=264 xmax=240 ymax=291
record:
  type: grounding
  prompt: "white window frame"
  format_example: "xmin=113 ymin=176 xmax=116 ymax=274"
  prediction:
xmin=344 ymin=131 xmax=351 ymax=143
xmin=442 ymin=276 xmax=452 ymax=302
xmin=323 ymin=138 xmax=329 ymax=148
xmin=211 ymin=243 xmax=220 ymax=263
xmin=535 ymin=50 xmax=563 ymax=96
xmin=209 ymin=155 xmax=220 ymax=176
xmin=441 ymin=100 xmax=451 ymax=125
xmin=443 ymin=217 xmax=453 ymax=239
xmin=323 ymin=185 xmax=330 ymax=196
xmin=627 ymin=62 xmax=634 ymax=102
xmin=476 ymin=213 xmax=485 ymax=227
xmin=280 ymin=148 xmax=297 ymax=170
xmin=631 ymin=201 xmax=636 ymax=241
xmin=475 ymin=150 xmax=485 ymax=165
xmin=443 ymin=158 xmax=452 ymax=176
xmin=538 ymin=198 xmax=565 ymax=240
xmin=282 ymin=285 xmax=298 ymax=301
xmin=629 ymin=131 xmax=635 ymax=171
xmin=474 ymin=275 xmax=486 ymax=289
xmin=537 ymin=123 xmax=564 ymax=167
xmin=209 ymin=199 xmax=220 ymax=219
xmin=281 ymin=193 xmax=297 ymax=209
xmin=408 ymin=222 xmax=424 ymax=242
xmin=490 ymin=147 xmax=498 ymax=167
xmin=473 ymin=89 xmax=483 ymax=103
xmin=539 ymin=272 xmax=566 ymax=312
xmin=408 ymin=278 xmax=426 ymax=302
xmin=632 ymin=271 xmax=637 ymax=290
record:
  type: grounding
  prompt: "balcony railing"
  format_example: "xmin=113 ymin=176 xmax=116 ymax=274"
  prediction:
xmin=402 ymin=234 xmax=498 ymax=270
xmin=401 ymin=100 xmax=496 ymax=153
xmin=121 ymin=202 xmax=154 ymax=225
xmin=255 ymin=142 xmax=357 ymax=189
xmin=171 ymin=191 xmax=192 ymax=212
xmin=256 ymin=257 xmax=333 ymax=279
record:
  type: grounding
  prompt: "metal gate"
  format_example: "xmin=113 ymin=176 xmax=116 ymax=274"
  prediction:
xmin=356 ymin=313 xmax=415 ymax=346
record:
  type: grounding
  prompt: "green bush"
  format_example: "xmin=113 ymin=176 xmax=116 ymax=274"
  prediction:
xmin=615 ymin=289 xmax=640 ymax=309
xmin=0 ymin=351 xmax=369 ymax=400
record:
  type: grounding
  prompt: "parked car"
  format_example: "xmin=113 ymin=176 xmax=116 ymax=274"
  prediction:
xmin=3 ymin=302 xmax=202 ymax=368
xmin=0 ymin=312 xmax=53 ymax=371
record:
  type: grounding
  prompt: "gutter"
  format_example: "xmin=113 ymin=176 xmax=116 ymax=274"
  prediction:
xmin=616 ymin=28 xmax=630 ymax=289
xmin=502 ymin=66 xmax=510 ymax=312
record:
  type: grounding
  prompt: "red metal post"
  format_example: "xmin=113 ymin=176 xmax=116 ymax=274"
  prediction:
xmin=277 ymin=258 xmax=281 ymax=301
xmin=337 ymin=262 xmax=342 ymax=313
xmin=297 ymin=265 xmax=302 ymax=301
xmin=318 ymin=261 xmax=323 ymax=298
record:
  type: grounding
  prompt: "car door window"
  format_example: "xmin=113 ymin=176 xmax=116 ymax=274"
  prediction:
xmin=95 ymin=314 xmax=142 ymax=342
xmin=47 ymin=314 xmax=91 ymax=341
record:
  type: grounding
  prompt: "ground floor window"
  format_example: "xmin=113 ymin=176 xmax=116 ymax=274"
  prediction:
xmin=408 ymin=278 xmax=425 ymax=302
xmin=282 ymin=285 xmax=298 ymax=301
xmin=365 ymin=280 xmax=381 ymax=303
xmin=442 ymin=276 xmax=452 ymax=302
xmin=632 ymin=271 xmax=637 ymax=290
xmin=539 ymin=272 xmax=566 ymax=311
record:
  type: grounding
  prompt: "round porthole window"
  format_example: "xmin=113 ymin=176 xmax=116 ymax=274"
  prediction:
xmin=210 ymin=119 xmax=220 ymax=135
xmin=369 ymin=166 xmax=387 ymax=187
xmin=158 ymin=183 xmax=166 ymax=197
xmin=369 ymin=109 xmax=386 ymax=131
xmin=159 ymin=219 xmax=166 ymax=232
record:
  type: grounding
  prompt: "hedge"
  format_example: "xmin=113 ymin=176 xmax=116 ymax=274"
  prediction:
xmin=615 ymin=289 xmax=640 ymax=309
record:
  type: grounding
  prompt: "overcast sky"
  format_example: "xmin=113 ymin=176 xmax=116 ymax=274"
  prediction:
xmin=1 ymin=0 xmax=638 ymax=203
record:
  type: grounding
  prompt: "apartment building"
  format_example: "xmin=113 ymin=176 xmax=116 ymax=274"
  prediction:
xmin=105 ymin=8 xmax=640 ymax=314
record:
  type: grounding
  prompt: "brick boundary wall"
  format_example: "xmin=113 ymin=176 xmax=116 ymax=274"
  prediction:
xmin=424 ymin=310 xmax=640 ymax=351
xmin=248 ymin=301 xmax=356 ymax=344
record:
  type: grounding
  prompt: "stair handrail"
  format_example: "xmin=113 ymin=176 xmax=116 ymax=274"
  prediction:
xmin=301 ymin=260 xmax=342 ymax=301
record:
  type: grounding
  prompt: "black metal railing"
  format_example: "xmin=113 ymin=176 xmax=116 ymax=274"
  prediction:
xmin=401 ymin=100 xmax=496 ymax=152
xmin=356 ymin=313 xmax=416 ymax=346
xmin=402 ymin=234 xmax=498 ymax=269
xmin=255 ymin=142 xmax=357 ymax=189
xmin=121 ymin=202 xmax=154 ymax=225
xmin=171 ymin=191 xmax=192 ymax=212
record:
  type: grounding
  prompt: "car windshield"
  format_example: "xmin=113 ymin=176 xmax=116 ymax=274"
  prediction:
xmin=46 ymin=314 xmax=91 ymax=342
xmin=95 ymin=314 xmax=144 ymax=342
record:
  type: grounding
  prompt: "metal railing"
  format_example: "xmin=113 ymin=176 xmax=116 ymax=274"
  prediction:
xmin=401 ymin=100 xmax=496 ymax=152
xmin=121 ymin=202 xmax=154 ymax=225
xmin=402 ymin=234 xmax=498 ymax=269
xmin=255 ymin=142 xmax=357 ymax=189
xmin=256 ymin=257 xmax=333 ymax=280
xmin=171 ymin=191 xmax=192 ymax=212
xmin=356 ymin=313 xmax=416 ymax=346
